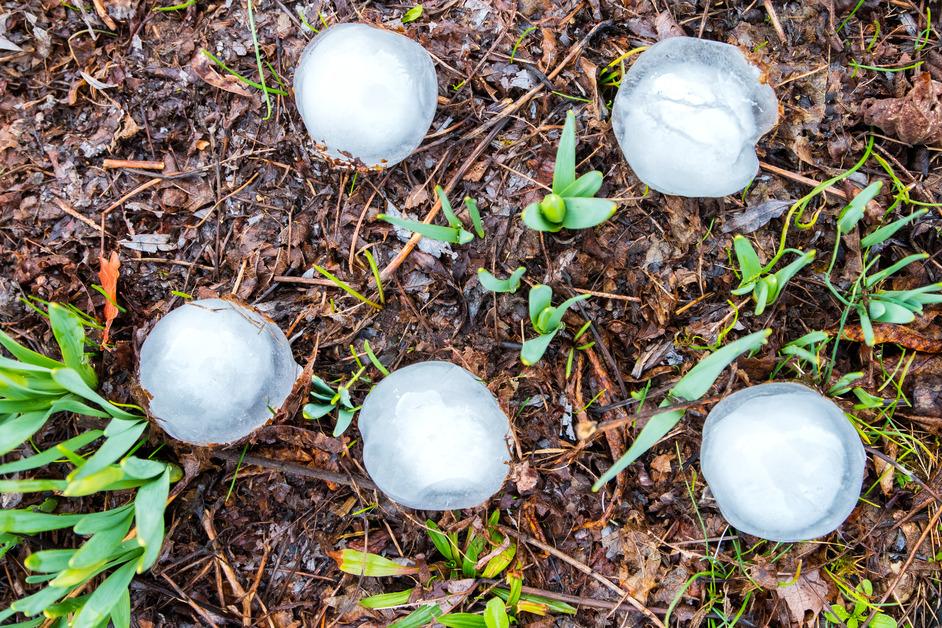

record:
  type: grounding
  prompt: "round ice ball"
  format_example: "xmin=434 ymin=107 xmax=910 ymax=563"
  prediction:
xmin=138 ymin=298 xmax=300 ymax=446
xmin=293 ymin=23 xmax=438 ymax=169
xmin=358 ymin=361 xmax=510 ymax=510
xmin=611 ymin=36 xmax=778 ymax=198
xmin=700 ymin=383 xmax=865 ymax=542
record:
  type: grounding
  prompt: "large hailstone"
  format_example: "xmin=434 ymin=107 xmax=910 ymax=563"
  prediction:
xmin=700 ymin=383 xmax=865 ymax=542
xmin=293 ymin=23 xmax=438 ymax=169
xmin=612 ymin=36 xmax=778 ymax=197
xmin=359 ymin=361 xmax=510 ymax=510
xmin=138 ymin=299 xmax=300 ymax=446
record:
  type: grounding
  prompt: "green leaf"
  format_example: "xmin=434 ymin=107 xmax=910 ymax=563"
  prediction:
xmin=378 ymin=214 xmax=464 ymax=244
xmin=552 ymin=111 xmax=577 ymax=194
xmin=861 ymin=209 xmax=928 ymax=249
xmin=593 ymin=330 xmax=771 ymax=490
xmin=462 ymin=530 xmax=486 ymax=577
xmin=0 ymin=509 xmax=87 ymax=535
xmin=483 ymin=598 xmax=509 ymax=628
xmin=63 ymin=465 xmax=127 ymax=497
xmin=69 ymin=420 xmax=146 ymax=481
xmin=9 ymin=584 xmax=69 ymax=617
xmin=303 ymin=402 xmax=336 ymax=420
xmin=332 ymin=549 xmax=418 ymax=577
xmin=68 ymin=511 xmax=133 ymax=570
xmin=528 ymin=285 xmax=553 ymax=327
xmin=559 ymin=170 xmax=603 ymax=198
xmin=425 ymin=520 xmax=455 ymax=561
xmin=753 ymin=277 xmax=770 ymax=315
xmin=543 ymin=294 xmax=590 ymax=331
xmin=869 ymin=299 xmax=915 ymax=324
xmin=857 ymin=305 xmax=875 ymax=346
xmin=111 ymin=588 xmax=132 ymax=628
xmin=477 ymin=268 xmax=525 ymax=293
xmin=0 ymin=430 xmax=102 ymax=475
xmin=0 ymin=478 xmax=67 ymax=493
xmin=865 ymin=253 xmax=929 ymax=288
xmin=465 ymin=197 xmax=485 ymax=238
xmin=49 ymin=368 xmax=140 ymax=420
xmin=135 ymin=468 xmax=170 ymax=572
xmin=360 ymin=588 xmax=414 ymax=609
xmin=311 ymin=375 xmax=337 ymax=398
xmin=401 ymin=3 xmax=423 ymax=23
xmin=871 ymin=613 xmax=898 ymax=628
xmin=520 ymin=330 xmax=559 ymax=366
xmin=390 ymin=605 xmax=442 ymax=628
xmin=521 ymin=202 xmax=563 ymax=232
xmin=121 ymin=456 xmax=167 ymax=480
xmin=74 ymin=504 xmax=134 ymax=535
xmin=71 ymin=558 xmax=138 ymax=628
xmin=48 ymin=303 xmax=96 ymax=388
xmin=838 ymin=181 xmax=882 ymax=234
xmin=333 ymin=407 xmax=356 ymax=436
xmin=481 ymin=540 xmax=516 ymax=578
xmin=436 ymin=186 xmax=462 ymax=229
xmin=0 ymin=329 xmax=63 ymax=370
xmin=560 ymin=197 xmax=617 ymax=230
xmin=733 ymin=236 xmax=763 ymax=282
xmin=24 ymin=549 xmax=76 ymax=573
xmin=0 ymin=409 xmax=54 ymax=457
xmin=771 ymin=250 xmax=816 ymax=293
xmin=439 ymin=613 xmax=487 ymax=628
xmin=785 ymin=330 xmax=830 ymax=349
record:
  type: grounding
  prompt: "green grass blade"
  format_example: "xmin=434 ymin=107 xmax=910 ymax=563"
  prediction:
xmin=861 ymin=209 xmax=928 ymax=249
xmin=312 ymin=265 xmax=382 ymax=310
xmin=360 ymin=589 xmax=414 ymax=609
xmin=390 ymin=605 xmax=442 ymax=628
xmin=864 ymin=253 xmax=929 ymax=288
xmin=135 ymin=468 xmax=170 ymax=572
xmin=378 ymin=214 xmax=464 ymax=244
xmin=435 ymin=186 xmax=462 ymax=229
xmin=71 ymin=558 xmax=138 ymax=628
xmin=465 ymin=196 xmax=485 ymax=238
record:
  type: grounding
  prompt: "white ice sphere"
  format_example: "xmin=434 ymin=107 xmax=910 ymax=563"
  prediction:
xmin=700 ymin=383 xmax=865 ymax=542
xmin=293 ymin=23 xmax=438 ymax=168
xmin=138 ymin=299 xmax=299 ymax=446
xmin=358 ymin=361 xmax=510 ymax=510
xmin=611 ymin=37 xmax=778 ymax=197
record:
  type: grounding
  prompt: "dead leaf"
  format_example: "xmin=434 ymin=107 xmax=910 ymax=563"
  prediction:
xmin=655 ymin=11 xmax=685 ymax=40
xmin=191 ymin=52 xmax=255 ymax=98
xmin=97 ymin=252 xmax=120 ymax=345
xmin=617 ymin=529 xmax=661 ymax=604
xmin=862 ymin=73 xmax=942 ymax=146
xmin=842 ymin=323 xmax=942 ymax=352
xmin=756 ymin=566 xmax=830 ymax=626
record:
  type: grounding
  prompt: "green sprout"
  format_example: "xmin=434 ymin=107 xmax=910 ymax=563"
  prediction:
xmin=520 ymin=285 xmax=589 ymax=366
xmin=335 ymin=511 xmax=575 ymax=625
xmin=731 ymin=235 xmax=816 ymax=315
xmin=379 ymin=186 xmax=484 ymax=244
xmin=823 ymin=181 xmax=941 ymax=348
xmin=401 ymin=3 xmax=423 ymax=23
xmin=477 ymin=267 xmax=526 ymax=293
xmin=521 ymin=111 xmax=617 ymax=232
xmin=303 ymin=369 xmax=366 ymax=436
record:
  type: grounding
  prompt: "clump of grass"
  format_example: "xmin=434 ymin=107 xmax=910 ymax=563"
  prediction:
xmin=731 ymin=235 xmax=815 ymax=315
xmin=521 ymin=111 xmax=617 ymax=233
xmin=0 ymin=303 xmax=177 ymax=625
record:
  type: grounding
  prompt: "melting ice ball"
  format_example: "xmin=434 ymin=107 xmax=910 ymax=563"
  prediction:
xmin=611 ymin=37 xmax=778 ymax=197
xmin=359 ymin=361 xmax=510 ymax=510
xmin=700 ymin=383 xmax=865 ymax=542
xmin=293 ymin=23 xmax=438 ymax=169
xmin=138 ymin=299 xmax=300 ymax=446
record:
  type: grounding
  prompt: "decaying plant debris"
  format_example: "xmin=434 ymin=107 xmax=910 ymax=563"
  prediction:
xmin=1 ymin=0 xmax=942 ymax=626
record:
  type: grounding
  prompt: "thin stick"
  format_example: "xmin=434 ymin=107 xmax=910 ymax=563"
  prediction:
xmin=759 ymin=161 xmax=850 ymax=200
xmin=273 ymin=275 xmax=341 ymax=288
xmin=102 ymin=177 xmax=162 ymax=215
xmin=763 ymin=0 xmax=787 ymax=43
xmin=54 ymin=198 xmax=106 ymax=234
xmin=102 ymin=159 xmax=165 ymax=170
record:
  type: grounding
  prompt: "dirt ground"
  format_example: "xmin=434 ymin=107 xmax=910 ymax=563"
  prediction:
xmin=2 ymin=0 xmax=942 ymax=625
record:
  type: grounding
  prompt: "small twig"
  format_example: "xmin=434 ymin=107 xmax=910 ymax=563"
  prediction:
xmin=763 ymin=0 xmax=788 ymax=43
xmin=102 ymin=177 xmax=162 ymax=215
xmin=102 ymin=159 xmax=165 ymax=170
xmin=55 ymin=198 xmax=107 ymax=234
xmin=273 ymin=275 xmax=341 ymax=288
xmin=759 ymin=161 xmax=850 ymax=200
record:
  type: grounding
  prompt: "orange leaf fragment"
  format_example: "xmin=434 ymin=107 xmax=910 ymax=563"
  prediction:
xmin=98 ymin=251 xmax=120 ymax=345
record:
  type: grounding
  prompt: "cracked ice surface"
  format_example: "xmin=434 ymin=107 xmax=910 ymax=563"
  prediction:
xmin=139 ymin=299 xmax=299 ymax=445
xmin=359 ymin=361 xmax=510 ymax=510
xmin=612 ymin=37 xmax=778 ymax=197
xmin=700 ymin=383 xmax=865 ymax=542
xmin=294 ymin=23 xmax=438 ymax=168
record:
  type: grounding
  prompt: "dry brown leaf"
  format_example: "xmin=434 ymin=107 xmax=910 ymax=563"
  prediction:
xmin=862 ymin=73 xmax=942 ymax=146
xmin=769 ymin=568 xmax=830 ymax=626
xmin=842 ymin=323 xmax=942 ymax=352
xmin=191 ymin=52 xmax=255 ymax=98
